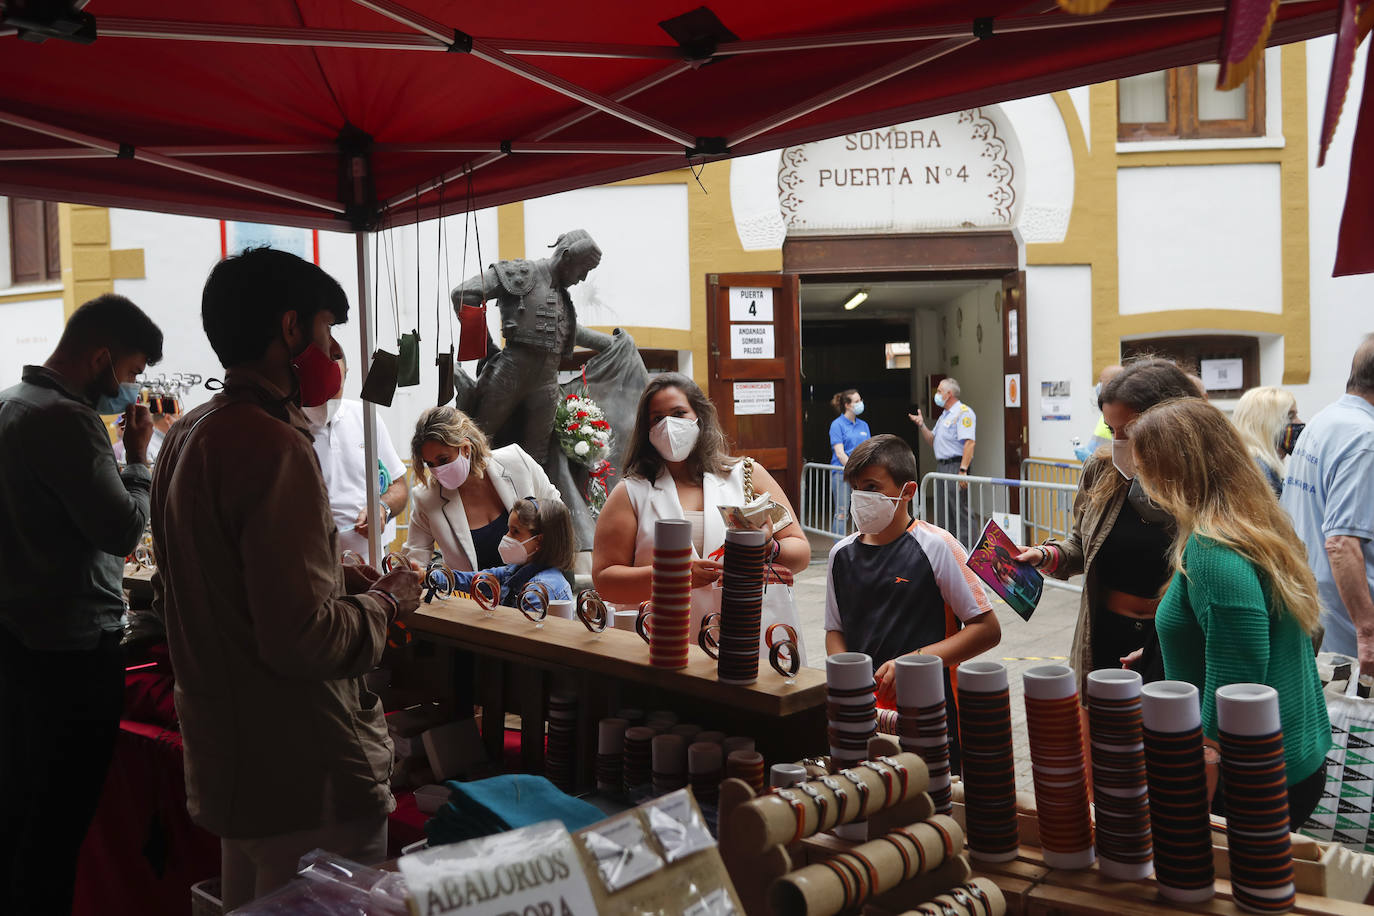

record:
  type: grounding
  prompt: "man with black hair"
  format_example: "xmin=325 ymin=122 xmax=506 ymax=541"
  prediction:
xmin=1282 ymin=333 xmax=1374 ymax=672
xmin=0 ymin=292 xmax=164 ymax=915
xmin=152 ymin=247 xmax=421 ymax=911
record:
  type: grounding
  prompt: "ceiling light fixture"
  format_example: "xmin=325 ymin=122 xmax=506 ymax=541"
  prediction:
xmin=843 ymin=289 xmax=869 ymax=311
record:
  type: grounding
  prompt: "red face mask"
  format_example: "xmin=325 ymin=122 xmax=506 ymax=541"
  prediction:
xmin=292 ymin=343 xmax=342 ymax=407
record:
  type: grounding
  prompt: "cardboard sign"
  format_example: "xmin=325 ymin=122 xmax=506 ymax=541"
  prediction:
xmin=728 ymin=287 xmax=774 ymax=322
xmin=730 ymin=325 xmax=775 ymax=360
xmin=400 ymin=820 xmax=598 ymax=916
xmin=732 ymin=381 xmax=775 ymax=415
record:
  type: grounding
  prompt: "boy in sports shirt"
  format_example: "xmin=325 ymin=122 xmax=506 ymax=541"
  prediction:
xmin=824 ymin=435 xmax=1001 ymax=769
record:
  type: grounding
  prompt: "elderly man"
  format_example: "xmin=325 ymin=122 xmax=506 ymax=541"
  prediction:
xmin=453 ymin=229 xmax=602 ymax=464
xmin=911 ymin=377 xmax=978 ymax=543
xmin=0 ymin=293 xmax=163 ymax=915
xmin=1282 ymin=334 xmax=1374 ymax=673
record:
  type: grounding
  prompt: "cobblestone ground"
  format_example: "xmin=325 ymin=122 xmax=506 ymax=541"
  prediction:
xmin=794 ymin=533 xmax=1084 ymax=794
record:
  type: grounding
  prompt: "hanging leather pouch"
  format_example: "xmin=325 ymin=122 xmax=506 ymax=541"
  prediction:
xmin=360 ymin=349 xmax=399 ymax=407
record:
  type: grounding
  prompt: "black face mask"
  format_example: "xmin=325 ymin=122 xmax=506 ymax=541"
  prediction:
xmin=1127 ymin=479 xmax=1175 ymax=528
xmin=1280 ymin=422 xmax=1305 ymax=456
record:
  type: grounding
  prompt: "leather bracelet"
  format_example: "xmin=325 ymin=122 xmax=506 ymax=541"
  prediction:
xmin=575 ymin=588 xmax=608 ymax=633
xmin=797 ymin=781 xmax=829 ymax=831
xmin=877 ymin=755 xmax=909 ymax=800
xmin=368 ymin=588 xmax=399 ymax=623
xmin=820 ymin=775 xmax=848 ymax=824
xmin=878 ymin=833 xmax=913 ymax=881
xmin=965 ymin=881 xmax=992 ymax=916
xmin=862 ymin=759 xmax=895 ymax=806
xmin=381 ymin=552 xmax=408 ymax=574
xmin=842 ymin=768 xmax=870 ymax=817
xmin=777 ymin=788 xmax=806 ymax=844
xmin=518 ymin=583 xmax=550 ymax=622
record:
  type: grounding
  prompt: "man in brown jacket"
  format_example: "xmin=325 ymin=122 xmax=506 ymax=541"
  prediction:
xmin=151 ymin=248 xmax=421 ymax=910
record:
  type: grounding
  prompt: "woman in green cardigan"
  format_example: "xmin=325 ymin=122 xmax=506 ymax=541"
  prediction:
xmin=1131 ymin=396 xmax=1331 ymax=828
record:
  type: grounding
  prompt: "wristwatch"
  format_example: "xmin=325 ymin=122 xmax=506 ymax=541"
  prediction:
xmin=381 ymin=503 xmax=393 ymax=524
xmin=957 ymin=467 xmax=969 ymax=475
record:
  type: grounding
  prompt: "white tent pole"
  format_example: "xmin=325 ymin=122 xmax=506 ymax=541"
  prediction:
xmin=356 ymin=230 xmax=382 ymax=566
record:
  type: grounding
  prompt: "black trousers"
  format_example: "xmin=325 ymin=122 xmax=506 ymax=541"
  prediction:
xmin=0 ymin=626 xmax=125 ymax=916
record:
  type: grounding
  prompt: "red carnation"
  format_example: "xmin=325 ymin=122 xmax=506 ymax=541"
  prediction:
xmin=576 ymin=410 xmax=588 ymax=419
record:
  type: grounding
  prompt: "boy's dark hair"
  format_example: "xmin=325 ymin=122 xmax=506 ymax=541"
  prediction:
xmin=843 ymin=434 xmax=918 ymax=487
xmin=58 ymin=293 xmax=163 ymax=364
xmin=511 ymin=497 xmax=576 ymax=572
xmin=201 ymin=247 xmax=348 ymax=368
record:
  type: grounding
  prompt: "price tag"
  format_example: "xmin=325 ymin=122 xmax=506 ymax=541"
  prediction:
xmin=400 ymin=820 xmax=598 ymax=916
xmin=729 ymin=287 xmax=774 ymax=322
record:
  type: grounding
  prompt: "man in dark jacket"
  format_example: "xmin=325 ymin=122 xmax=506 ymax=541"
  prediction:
xmin=0 ymin=293 xmax=163 ymax=915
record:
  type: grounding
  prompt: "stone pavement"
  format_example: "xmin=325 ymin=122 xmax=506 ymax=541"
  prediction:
xmin=792 ymin=533 xmax=1084 ymax=794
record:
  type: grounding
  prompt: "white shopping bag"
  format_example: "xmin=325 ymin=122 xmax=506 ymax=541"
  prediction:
xmin=1300 ymin=653 xmax=1374 ymax=851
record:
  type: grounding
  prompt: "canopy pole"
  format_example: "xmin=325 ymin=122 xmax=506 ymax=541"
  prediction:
xmin=356 ymin=230 xmax=382 ymax=566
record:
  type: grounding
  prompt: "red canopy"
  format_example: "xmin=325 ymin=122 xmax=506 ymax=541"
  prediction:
xmin=0 ymin=0 xmax=1350 ymax=234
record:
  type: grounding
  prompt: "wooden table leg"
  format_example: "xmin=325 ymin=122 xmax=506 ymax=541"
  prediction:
xmin=476 ymin=655 xmax=507 ymax=769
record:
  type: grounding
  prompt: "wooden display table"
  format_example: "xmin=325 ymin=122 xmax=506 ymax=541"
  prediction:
xmin=410 ymin=596 xmax=827 ymax=786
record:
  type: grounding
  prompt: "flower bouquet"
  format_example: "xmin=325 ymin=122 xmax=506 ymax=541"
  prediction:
xmin=554 ymin=390 xmax=614 ymax=516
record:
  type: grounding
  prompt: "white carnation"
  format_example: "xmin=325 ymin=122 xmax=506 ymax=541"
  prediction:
xmin=574 ymin=440 xmax=590 ymax=456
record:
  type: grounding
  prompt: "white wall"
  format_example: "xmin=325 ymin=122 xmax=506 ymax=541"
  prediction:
xmin=935 ymin=282 xmax=1005 ymax=477
xmin=523 ymin=184 xmax=691 ymax=331
xmin=0 ymin=295 xmax=65 ymax=389
xmin=1025 ymin=265 xmax=1094 ymax=460
xmin=1117 ymin=164 xmax=1283 ymax=314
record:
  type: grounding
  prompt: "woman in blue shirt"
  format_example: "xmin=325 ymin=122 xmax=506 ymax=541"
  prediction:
xmin=829 ymin=389 xmax=871 ymax=534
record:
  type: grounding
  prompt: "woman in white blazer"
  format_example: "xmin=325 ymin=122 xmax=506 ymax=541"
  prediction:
xmin=404 ymin=406 xmax=562 ymax=572
xmin=592 ymin=373 xmax=809 ymax=629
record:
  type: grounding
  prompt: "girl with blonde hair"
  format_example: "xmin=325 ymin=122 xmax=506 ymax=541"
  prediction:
xmin=1230 ymin=386 xmax=1302 ymax=496
xmin=1131 ymin=396 xmax=1330 ymax=828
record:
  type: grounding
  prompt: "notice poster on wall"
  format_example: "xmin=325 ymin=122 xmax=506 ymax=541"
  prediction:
xmin=731 ymin=325 xmax=775 ymax=359
xmin=1004 ymin=373 xmax=1022 ymax=408
xmin=1200 ymin=358 xmax=1244 ymax=391
xmin=732 ymin=381 xmax=776 ymax=415
xmin=1041 ymin=380 xmax=1071 ymax=421
xmin=728 ymin=286 xmax=774 ymax=322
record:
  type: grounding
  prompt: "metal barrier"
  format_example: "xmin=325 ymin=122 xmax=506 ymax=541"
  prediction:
xmin=1019 ymin=457 xmax=1083 ymax=546
xmin=918 ymin=471 xmax=1082 ymax=594
xmin=799 ymin=461 xmax=854 ymax=539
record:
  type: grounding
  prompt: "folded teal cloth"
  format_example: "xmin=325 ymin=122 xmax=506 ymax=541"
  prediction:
xmin=424 ymin=774 xmax=604 ymax=846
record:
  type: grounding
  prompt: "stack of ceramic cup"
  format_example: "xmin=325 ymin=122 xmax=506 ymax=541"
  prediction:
xmin=956 ymin=661 xmax=1021 ymax=863
xmin=596 ymin=717 xmax=629 ymax=794
xmin=1023 ymin=665 xmax=1095 ymax=870
xmin=827 ymin=652 xmax=878 ymax=839
xmin=622 ymin=725 xmax=656 ymax=795
xmin=671 ymin=723 xmax=702 ymax=742
xmin=649 ymin=519 xmax=693 ymax=669
xmin=1216 ymin=684 xmax=1296 ymax=913
xmin=770 ymin=763 xmax=808 ymax=789
xmin=1086 ymin=669 xmax=1154 ymax=880
xmin=1141 ymin=681 xmax=1215 ymax=904
xmin=545 ymin=692 xmax=578 ymax=792
xmin=722 ymin=736 xmax=755 ymax=758
xmin=726 ymin=749 xmax=765 ymax=793
xmin=652 ymin=733 xmax=688 ymax=796
xmin=896 ymin=654 xmax=953 ymax=815
xmin=646 ymin=710 xmax=678 ymax=733
xmin=688 ymin=741 xmax=724 ymax=806
xmin=717 ymin=528 xmax=768 ymax=685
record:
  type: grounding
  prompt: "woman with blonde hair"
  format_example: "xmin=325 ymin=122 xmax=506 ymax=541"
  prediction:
xmin=1132 ymin=396 xmax=1330 ymax=828
xmin=1231 ymin=386 xmax=1302 ymax=496
xmin=404 ymin=406 xmax=562 ymax=573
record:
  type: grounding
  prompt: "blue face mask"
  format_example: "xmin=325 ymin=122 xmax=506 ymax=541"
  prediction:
xmin=94 ymin=356 xmax=140 ymax=415
xmin=934 ymin=392 xmax=946 ymax=408
xmin=853 ymin=400 xmax=865 ymax=416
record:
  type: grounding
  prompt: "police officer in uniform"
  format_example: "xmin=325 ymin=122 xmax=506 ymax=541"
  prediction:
xmin=910 ymin=377 xmax=977 ymax=544
xmin=452 ymin=230 xmax=602 ymax=465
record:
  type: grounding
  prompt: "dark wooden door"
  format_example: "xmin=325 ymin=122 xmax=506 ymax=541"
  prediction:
xmin=706 ymin=272 xmax=802 ymax=507
xmin=1001 ymin=271 xmax=1028 ymax=509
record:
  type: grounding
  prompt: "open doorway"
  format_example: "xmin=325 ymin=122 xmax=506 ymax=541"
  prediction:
xmin=800 ymin=278 xmax=1013 ymax=481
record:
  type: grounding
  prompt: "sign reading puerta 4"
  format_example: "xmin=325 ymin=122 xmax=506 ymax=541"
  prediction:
xmin=777 ymin=108 xmax=1023 ymax=234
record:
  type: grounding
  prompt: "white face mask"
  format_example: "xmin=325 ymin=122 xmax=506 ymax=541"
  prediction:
xmin=850 ymin=489 xmax=904 ymax=535
xmin=430 ymin=451 xmax=471 ymax=490
xmin=498 ymin=533 xmax=537 ymax=566
xmin=934 ymin=392 xmax=946 ymax=408
xmin=303 ymin=398 xmax=342 ymax=429
xmin=1112 ymin=439 xmax=1136 ymax=480
xmin=650 ymin=415 xmax=700 ymax=463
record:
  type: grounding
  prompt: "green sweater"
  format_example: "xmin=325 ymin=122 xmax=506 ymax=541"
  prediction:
xmin=1156 ymin=534 xmax=1331 ymax=786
